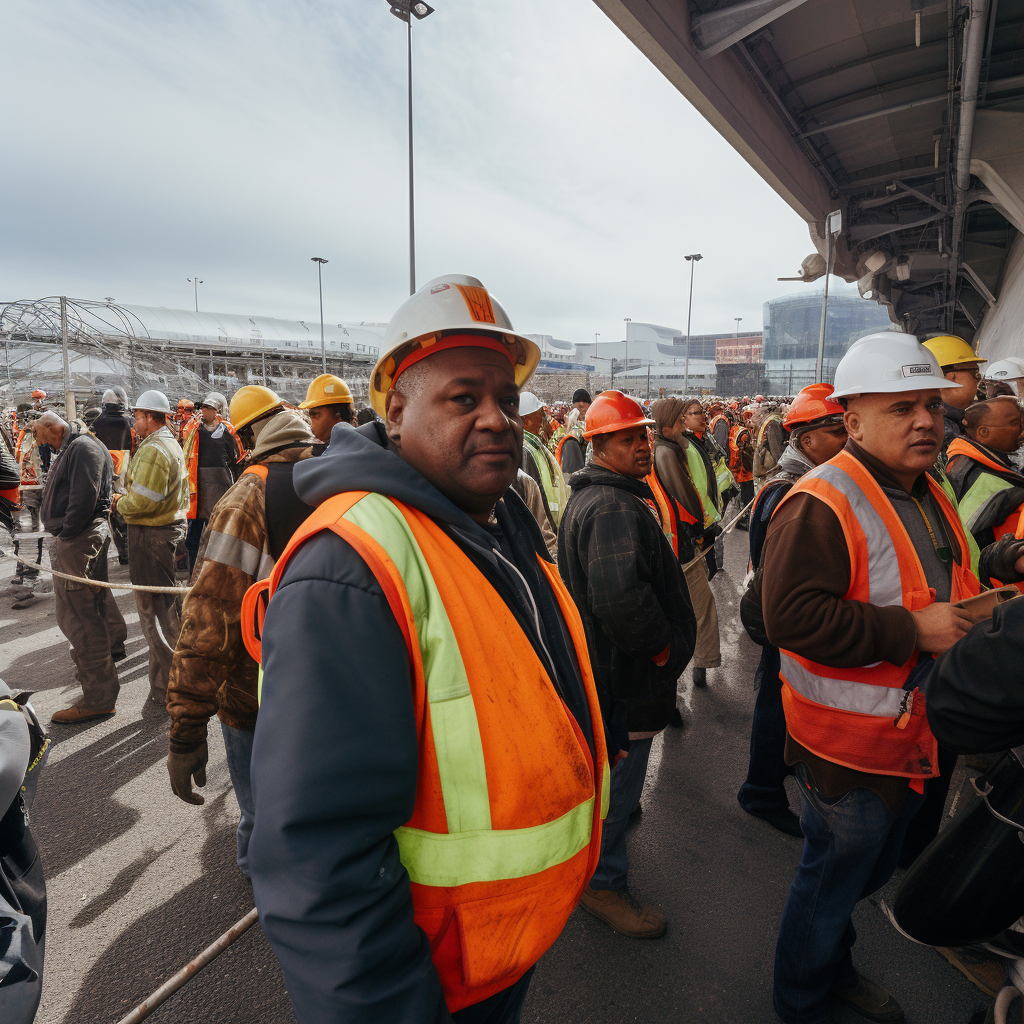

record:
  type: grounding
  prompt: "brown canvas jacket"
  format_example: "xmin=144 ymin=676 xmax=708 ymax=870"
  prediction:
xmin=167 ymin=434 xmax=315 ymax=753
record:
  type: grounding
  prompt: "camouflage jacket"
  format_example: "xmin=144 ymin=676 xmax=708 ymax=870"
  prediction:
xmin=167 ymin=436 xmax=315 ymax=752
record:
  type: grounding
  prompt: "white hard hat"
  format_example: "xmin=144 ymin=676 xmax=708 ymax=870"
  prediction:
xmin=202 ymin=391 xmax=228 ymax=415
xmin=101 ymin=389 xmax=118 ymax=405
xmin=132 ymin=390 xmax=171 ymax=414
xmin=985 ymin=358 xmax=1024 ymax=381
xmin=831 ymin=332 xmax=959 ymax=399
xmin=519 ymin=391 xmax=544 ymax=416
xmin=369 ymin=274 xmax=541 ymax=416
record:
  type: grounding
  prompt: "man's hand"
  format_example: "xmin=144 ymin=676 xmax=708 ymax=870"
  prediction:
xmin=911 ymin=603 xmax=973 ymax=654
xmin=167 ymin=742 xmax=208 ymax=805
xmin=978 ymin=533 xmax=1024 ymax=584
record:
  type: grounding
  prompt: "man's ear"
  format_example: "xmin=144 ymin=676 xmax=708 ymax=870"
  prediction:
xmin=385 ymin=389 xmax=405 ymax=445
xmin=843 ymin=407 xmax=863 ymax=443
xmin=977 ymin=423 xmax=990 ymax=441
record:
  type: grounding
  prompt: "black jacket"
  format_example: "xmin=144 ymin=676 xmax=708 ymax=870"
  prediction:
xmin=941 ymin=401 xmax=966 ymax=456
xmin=39 ymin=429 xmax=113 ymax=539
xmin=557 ymin=465 xmax=695 ymax=735
xmin=927 ymin=598 xmax=1024 ymax=753
xmin=249 ymin=422 xmax=599 ymax=1024
xmin=91 ymin=405 xmax=133 ymax=452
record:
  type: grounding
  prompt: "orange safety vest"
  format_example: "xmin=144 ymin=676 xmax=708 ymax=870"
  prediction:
xmin=183 ymin=416 xmax=246 ymax=519
xmin=243 ymin=490 xmax=609 ymax=1012
xmin=109 ymin=450 xmax=129 ymax=476
xmin=645 ymin=469 xmax=699 ymax=559
xmin=777 ymin=450 xmax=979 ymax=779
xmin=728 ymin=425 xmax=753 ymax=483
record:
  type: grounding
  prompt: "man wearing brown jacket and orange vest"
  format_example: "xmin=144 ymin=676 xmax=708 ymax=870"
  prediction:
xmin=246 ymin=275 xmax=608 ymax=1023
xmin=757 ymin=332 xmax=980 ymax=1024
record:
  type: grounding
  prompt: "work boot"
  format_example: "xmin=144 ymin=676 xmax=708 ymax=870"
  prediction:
xmin=668 ymin=706 xmax=684 ymax=728
xmin=51 ymin=706 xmax=115 ymax=724
xmin=148 ymin=687 xmax=168 ymax=706
xmin=579 ymin=887 xmax=666 ymax=939
xmin=693 ymin=666 xmax=707 ymax=688
xmin=832 ymin=974 xmax=904 ymax=1022
xmin=740 ymin=803 xmax=803 ymax=838
xmin=935 ymin=946 xmax=1007 ymax=997
xmin=110 ymin=647 xmax=127 ymax=663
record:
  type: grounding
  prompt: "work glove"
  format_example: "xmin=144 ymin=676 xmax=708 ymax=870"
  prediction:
xmin=167 ymin=741 xmax=208 ymax=805
xmin=979 ymin=534 xmax=1024 ymax=586
xmin=704 ymin=542 xmax=719 ymax=581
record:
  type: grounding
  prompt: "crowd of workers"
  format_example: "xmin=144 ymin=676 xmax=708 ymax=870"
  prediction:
xmin=4 ymin=273 xmax=1024 ymax=1023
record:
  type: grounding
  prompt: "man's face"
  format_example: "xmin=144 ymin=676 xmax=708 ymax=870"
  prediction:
xmin=31 ymin=420 xmax=63 ymax=448
xmin=574 ymin=400 xmax=591 ymax=416
xmin=683 ymin=405 xmax=706 ymax=433
xmin=133 ymin=410 xmax=159 ymax=437
xmin=942 ymin=363 xmax=983 ymax=410
xmin=844 ymin=390 xmax=943 ymax=481
xmin=974 ymin=399 xmax=1024 ymax=452
xmin=201 ymin=404 xmax=217 ymax=425
xmin=521 ymin=410 xmax=543 ymax=436
xmin=593 ymin=426 xmax=652 ymax=479
xmin=308 ymin=406 xmax=344 ymax=444
xmin=799 ymin=422 xmax=848 ymax=467
xmin=386 ymin=346 xmax=522 ymax=516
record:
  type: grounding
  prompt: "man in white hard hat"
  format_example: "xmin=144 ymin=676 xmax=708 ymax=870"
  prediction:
xmin=757 ymin=332 xmax=981 ymax=1024
xmin=113 ymin=391 xmax=189 ymax=704
xmin=518 ymin=391 xmax=567 ymax=533
xmin=983 ymin=357 xmax=1024 ymax=397
xmin=247 ymin=275 xmax=608 ymax=1022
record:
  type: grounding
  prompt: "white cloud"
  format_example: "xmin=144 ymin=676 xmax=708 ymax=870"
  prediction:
xmin=1 ymin=0 xmax=827 ymax=347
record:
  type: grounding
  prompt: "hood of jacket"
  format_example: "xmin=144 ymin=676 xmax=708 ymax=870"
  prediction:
xmin=567 ymin=463 xmax=653 ymax=501
xmin=292 ymin=421 xmax=505 ymax=544
xmin=775 ymin=443 xmax=816 ymax=480
xmin=251 ymin=409 xmax=318 ymax=462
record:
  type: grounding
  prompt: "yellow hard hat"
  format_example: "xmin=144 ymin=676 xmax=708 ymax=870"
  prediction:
xmin=922 ymin=335 xmax=987 ymax=369
xmin=230 ymin=385 xmax=283 ymax=429
xmin=299 ymin=374 xmax=353 ymax=410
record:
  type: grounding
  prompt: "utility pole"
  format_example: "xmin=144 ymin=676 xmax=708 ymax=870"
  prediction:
xmin=60 ymin=296 xmax=75 ymax=421
xmin=623 ymin=318 xmax=631 ymax=393
xmin=188 ymin=277 xmax=203 ymax=312
xmin=311 ymin=257 xmax=328 ymax=372
xmin=816 ymin=210 xmax=842 ymax=382
xmin=683 ymin=254 xmax=702 ymax=393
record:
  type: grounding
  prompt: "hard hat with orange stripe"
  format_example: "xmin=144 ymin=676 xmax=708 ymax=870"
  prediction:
xmin=582 ymin=391 xmax=654 ymax=440
xmin=369 ymin=274 xmax=541 ymax=416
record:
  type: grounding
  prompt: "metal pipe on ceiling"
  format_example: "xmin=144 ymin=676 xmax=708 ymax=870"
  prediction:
xmin=949 ymin=0 xmax=991 ymax=317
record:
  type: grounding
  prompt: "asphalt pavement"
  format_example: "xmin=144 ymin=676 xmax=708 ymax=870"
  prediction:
xmin=0 ymin=527 xmax=993 ymax=1024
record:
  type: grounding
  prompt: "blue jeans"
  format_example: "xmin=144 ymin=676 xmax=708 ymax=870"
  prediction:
xmin=737 ymin=645 xmax=793 ymax=814
xmin=589 ymin=737 xmax=654 ymax=892
xmin=773 ymin=764 xmax=925 ymax=1024
xmin=452 ymin=967 xmax=534 ymax=1024
xmin=220 ymin=722 xmax=255 ymax=877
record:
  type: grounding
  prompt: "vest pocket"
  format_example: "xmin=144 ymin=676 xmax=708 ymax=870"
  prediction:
xmin=454 ymin=871 xmax=585 ymax=989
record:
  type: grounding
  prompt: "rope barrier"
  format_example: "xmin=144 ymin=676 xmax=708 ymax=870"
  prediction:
xmin=680 ymin=496 xmax=756 ymax=573
xmin=114 ymin=908 xmax=259 ymax=1024
xmin=1 ymin=546 xmax=192 ymax=595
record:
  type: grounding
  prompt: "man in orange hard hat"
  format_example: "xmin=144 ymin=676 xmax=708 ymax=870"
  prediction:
xmin=737 ymin=383 xmax=847 ymax=837
xmin=247 ymin=275 xmax=608 ymax=1021
xmin=558 ymin=390 xmax=696 ymax=939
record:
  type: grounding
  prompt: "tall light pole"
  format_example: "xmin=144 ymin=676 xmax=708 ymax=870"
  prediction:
xmin=311 ymin=257 xmax=328 ymax=372
xmin=623 ymin=318 xmax=631 ymax=392
xmin=187 ymin=277 xmax=203 ymax=312
xmin=683 ymin=253 xmax=702 ymax=393
xmin=734 ymin=316 xmax=743 ymax=338
xmin=388 ymin=1 xmax=435 ymax=295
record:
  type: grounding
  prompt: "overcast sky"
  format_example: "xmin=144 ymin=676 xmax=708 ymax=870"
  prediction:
xmin=2 ymin=0 xmax=860 ymax=345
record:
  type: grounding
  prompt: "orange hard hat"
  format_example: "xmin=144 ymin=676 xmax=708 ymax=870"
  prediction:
xmin=31 ymin=390 xmax=46 ymax=400
xmin=783 ymin=382 xmax=845 ymax=430
xmin=755 ymin=394 xmax=765 ymax=402
xmin=582 ymin=390 xmax=654 ymax=440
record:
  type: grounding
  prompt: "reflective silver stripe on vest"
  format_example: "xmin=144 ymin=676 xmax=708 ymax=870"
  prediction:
xmin=779 ymin=653 xmax=905 ymax=717
xmin=809 ymin=463 xmax=903 ymax=608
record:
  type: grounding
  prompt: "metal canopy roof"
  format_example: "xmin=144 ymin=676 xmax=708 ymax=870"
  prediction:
xmin=594 ymin=0 xmax=1024 ymax=341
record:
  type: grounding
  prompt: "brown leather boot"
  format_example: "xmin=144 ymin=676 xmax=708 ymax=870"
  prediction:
xmin=579 ymin=886 xmax=666 ymax=938
xmin=832 ymin=974 xmax=904 ymax=1022
xmin=51 ymin=705 xmax=115 ymax=724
